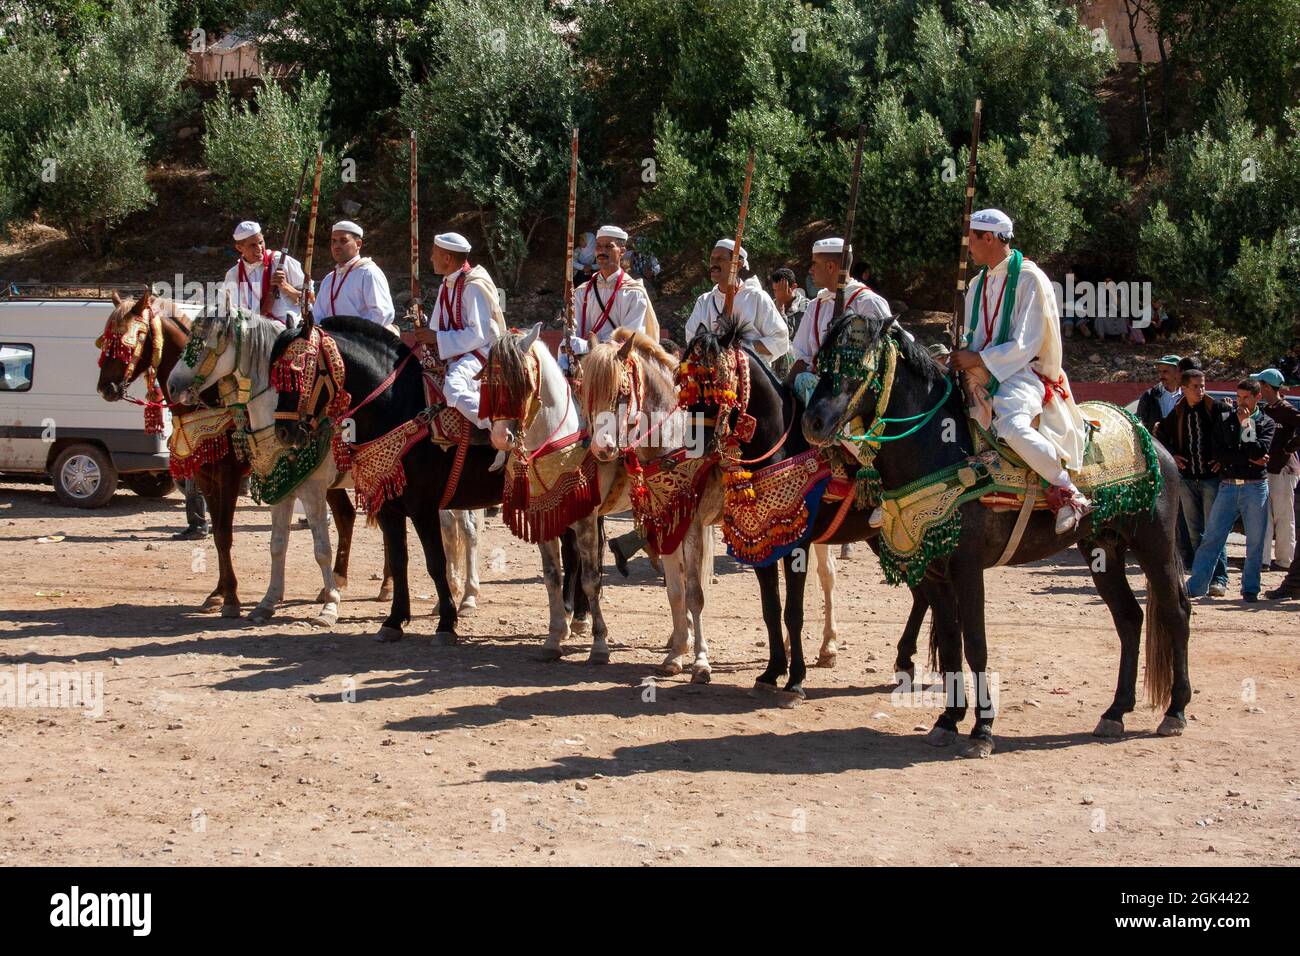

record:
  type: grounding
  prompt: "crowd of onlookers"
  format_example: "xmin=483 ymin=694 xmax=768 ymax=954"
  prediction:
xmin=1138 ymin=356 xmax=1300 ymax=603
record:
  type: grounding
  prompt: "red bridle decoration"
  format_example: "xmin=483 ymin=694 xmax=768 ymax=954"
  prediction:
xmin=271 ymin=326 xmax=353 ymax=471
xmin=96 ymin=307 xmax=166 ymax=434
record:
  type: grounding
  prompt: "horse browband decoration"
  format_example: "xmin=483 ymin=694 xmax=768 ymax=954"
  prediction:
xmin=96 ymin=306 xmax=166 ymax=433
xmin=272 ymin=326 xmax=353 ymax=472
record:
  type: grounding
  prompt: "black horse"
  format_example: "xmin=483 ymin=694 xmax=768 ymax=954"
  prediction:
xmin=803 ymin=315 xmax=1192 ymax=756
xmin=682 ymin=328 xmax=934 ymax=702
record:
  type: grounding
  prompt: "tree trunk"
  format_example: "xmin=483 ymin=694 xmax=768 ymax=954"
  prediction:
xmin=1124 ymin=0 xmax=1153 ymax=173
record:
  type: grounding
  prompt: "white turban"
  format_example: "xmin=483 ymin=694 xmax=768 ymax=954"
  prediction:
xmin=331 ymin=220 xmax=364 ymax=238
xmin=714 ymin=238 xmax=748 ymax=270
xmin=434 ymin=232 xmax=472 ymax=253
xmin=232 ymin=220 xmax=260 ymax=242
xmin=969 ymin=208 xmax=1013 ymax=237
xmin=596 ymin=225 xmax=629 ymax=242
xmin=812 ymin=237 xmax=844 ymax=255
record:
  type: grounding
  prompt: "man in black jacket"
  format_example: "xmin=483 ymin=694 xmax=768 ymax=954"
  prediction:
xmin=1158 ymin=368 xmax=1230 ymax=592
xmin=1186 ymin=379 xmax=1277 ymax=601
xmin=1137 ymin=355 xmax=1182 ymax=433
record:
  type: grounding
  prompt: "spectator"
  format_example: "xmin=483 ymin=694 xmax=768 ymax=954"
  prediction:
xmin=1186 ymin=378 xmax=1276 ymax=602
xmin=625 ymin=236 xmax=662 ymax=291
xmin=1148 ymin=299 xmax=1178 ymax=340
xmin=1266 ymin=482 xmax=1300 ymax=600
xmin=1158 ymin=368 xmax=1230 ymax=591
xmin=1136 ymin=355 xmax=1182 ymax=433
xmin=571 ymin=231 xmax=597 ymax=287
xmin=768 ymin=267 xmax=807 ymax=380
xmin=1252 ymin=368 xmax=1300 ymax=571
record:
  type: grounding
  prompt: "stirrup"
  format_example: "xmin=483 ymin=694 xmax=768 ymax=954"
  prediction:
xmin=1047 ymin=486 xmax=1092 ymax=534
xmin=868 ymin=505 xmax=883 ymax=529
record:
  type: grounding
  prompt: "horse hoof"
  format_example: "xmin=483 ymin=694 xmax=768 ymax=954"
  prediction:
xmin=775 ymin=688 xmax=804 ymax=709
xmin=314 ymin=588 xmax=334 ymax=603
xmin=924 ymin=726 xmax=958 ymax=747
xmin=750 ymin=680 xmax=779 ymax=697
xmin=587 ymin=650 xmax=610 ymax=665
xmin=315 ymin=610 xmax=339 ymax=628
xmin=220 ymin=604 xmax=241 ymax=619
xmin=200 ymin=596 xmax=223 ymax=613
xmin=248 ymin=608 xmax=272 ymax=624
xmin=436 ymin=631 xmax=459 ymax=647
xmin=334 ymin=574 xmax=348 ymax=590
xmin=459 ymin=597 xmax=478 ymax=614
xmin=1092 ymin=718 xmax=1125 ymax=738
xmin=656 ymin=660 xmax=683 ymax=676
xmin=377 ymin=587 xmax=393 ymax=602
xmin=960 ymin=736 xmax=995 ymax=759
xmin=570 ymin=617 xmax=590 ymax=637
xmin=816 ymin=652 xmax=837 ymax=669
xmin=1156 ymin=715 xmax=1187 ymax=737
xmin=690 ymin=668 xmax=711 ymax=685
xmin=537 ymin=646 xmax=563 ymax=662
xmin=375 ymin=626 xmax=403 ymax=643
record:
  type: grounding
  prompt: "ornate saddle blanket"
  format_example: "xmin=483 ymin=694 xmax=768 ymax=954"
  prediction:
xmin=876 ymin=401 xmax=1161 ymax=587
xmin=721 ymin=449 xmax=833 ymax=567
xmin=627 ymin=447 xmax=720 ymax=555
xmin=245 ymin=423 xmax=332 ymax=505
xmin=503 ymin=434 xmax=601 ymax=543
xmin=167 ymin=406 xmax=241 ymax=480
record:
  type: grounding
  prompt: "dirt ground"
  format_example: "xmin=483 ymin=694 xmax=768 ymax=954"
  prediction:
xmin=1 ymin=478 xmax=1297 ymax=867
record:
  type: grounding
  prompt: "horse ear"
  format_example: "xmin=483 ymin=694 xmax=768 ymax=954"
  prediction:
xmin=520 ymin=322 xmax=542 ymax=353
xmin=137 ymin=287 xmax=154 ymax=311
xmin=616 ymin=333 xmax=635 ymax=362
xmin=111 ymin=290 xmax=122 ymax=307
xmin=587 ymin=333 xmax=598 ymax=351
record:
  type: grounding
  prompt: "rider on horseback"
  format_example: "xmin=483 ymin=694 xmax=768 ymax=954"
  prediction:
xmin=948 ymin=209 xmax=1093 ymax=534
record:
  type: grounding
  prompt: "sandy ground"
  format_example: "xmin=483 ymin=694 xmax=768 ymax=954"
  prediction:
xmin=1 ymin=478 xmax=1297 ymax=867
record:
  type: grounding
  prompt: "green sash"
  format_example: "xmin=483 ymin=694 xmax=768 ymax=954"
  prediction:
xmin=965 ymin=249 xmax=1022 ymax=396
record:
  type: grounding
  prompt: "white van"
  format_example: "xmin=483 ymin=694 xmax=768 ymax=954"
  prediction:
xmin=0 ymin=298 xmax=177 ymax=508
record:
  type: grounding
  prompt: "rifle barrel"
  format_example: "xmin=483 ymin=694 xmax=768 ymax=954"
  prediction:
xmin=953 ymin=98 xmax=983 ymax=349
xmin=721 ymin=150 xmax=755 ymax=321
xmin=834 ymin=124 xmax=867 ymax=322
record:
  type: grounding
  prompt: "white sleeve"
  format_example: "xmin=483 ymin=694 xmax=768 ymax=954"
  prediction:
xmin=362 ymin=267 xmax=395 ymax=325
xmin=684 ymin=294 xmax=708 ymax=342
xmin=279 ymin=254 xmax=305 ymax=291
xmin=744 ymin=290 xmax=789 ymax=359
xmin=620 ymin=287 xmax=648 ymax=335
xmin=791 ymin=301 xmax=819 ymax=367
xmin=980 ymin=272 xmax=1047 ymax=384
xmin=314 ymin=273 xmax=335 ymax=318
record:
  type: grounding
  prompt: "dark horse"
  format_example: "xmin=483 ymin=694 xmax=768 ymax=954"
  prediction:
xmin=682 ymin=327 xmax=933 ymax=703
xmin=94 ymin=290 xmax=371 ymax=615
xmin=803 ymin=315 xmax=1192 ymax=756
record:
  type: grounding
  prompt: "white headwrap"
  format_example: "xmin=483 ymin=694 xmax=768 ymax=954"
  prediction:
xmin=331 ymin=220 xmax=364 ymax=238
xmin=714 ymin=238 xmax=748 ymax=270
xmin=233 ymin=220 xmax=260 ymax=242
xmin=434 ymin=232 xmax=472 ymax=253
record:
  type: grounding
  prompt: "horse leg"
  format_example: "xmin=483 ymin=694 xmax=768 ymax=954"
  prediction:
xmin=375 ymin=507 xmax=409 ymax=642
xmin=198 ymin=463 xmax=239 ymax=616
xmin=1081 ymin=538 xmax=1142 ymax=738
xmin=1129 ymin=529 xmax=1194 ymax=736
xmin=460 ymin=509 xmax=482 ymax=612
xmin=779 ymin=550 xmax=809 ymax=702
xmin=538 ymin=537 xmax=568 ymax=660
xmin=894 ymin=589 xmax=930 ymax=684
xmin=922 ymin=579 xmax=964 ymax=746
xmin=325 ymin=487 xmax=354 ymax=590
xmin=304 ymin=483 xmax=341 ymax=627
xmin=440 ymin=510 xmax=466 ymax=609
xmin=752 ymin=561 xmax=787 ymax=692
xmin=656 ymin=546 xmax=691 ymax=675
xmin=250 ymin=497 xmax=293 ymax=624
xmin=576 ymin=516 xmax=610 ymax=664
xmin=951 ymin=559 xmax=995 ymax=758
xmin=812 ymin=542 xmax=838 ymax=667
xmin=684 ymin=519 xmax=712 ymax=683
xmin=564 ymin=526 xmax=590 ymax=636
xmin=414 ymin=507 xmax=457 ymax=645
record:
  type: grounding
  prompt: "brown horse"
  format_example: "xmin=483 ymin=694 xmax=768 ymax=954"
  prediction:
xmin=93 ymin=289 xmax=385 ymax=616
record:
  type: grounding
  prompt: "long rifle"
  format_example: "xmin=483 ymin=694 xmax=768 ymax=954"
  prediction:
xmin=266 ymin=151 xmax=313 ymax=317
xmin=409 ymin=130 xmax=423 ymax=329
xmin=721 ymin=149 xmax=756 ymax=321
xmin=301 ymin=143 xmax=324 ymax=325
xmin=952 ymin=98 xmax=983 ymax=350
xmin=560 ymin=127 xmax=579 ymax=377
xmin=834 ymin=124 xmax=868 ymax=325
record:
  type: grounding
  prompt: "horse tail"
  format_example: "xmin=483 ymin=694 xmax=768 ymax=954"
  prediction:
xmin=1143 ymin=536 xmax=1187 ymax=710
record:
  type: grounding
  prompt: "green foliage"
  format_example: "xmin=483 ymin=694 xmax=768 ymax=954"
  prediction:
xmin=203 ymin=75 xmax=338 ymax=230
xmin=1220 ymin=228 xmax=1300 ymax=360
xmin=35 ymin=99 xmax=155 ymax=251
xmin=397 ymin=0 xmax=586 ymax=289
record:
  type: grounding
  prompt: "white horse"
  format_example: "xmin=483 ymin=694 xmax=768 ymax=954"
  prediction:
xmin=168 ymin=310 xmax=346 ymax=627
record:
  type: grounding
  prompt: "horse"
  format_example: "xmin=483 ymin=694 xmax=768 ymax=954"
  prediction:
xmin=271 ymin=317 xmax=603 ymax=656
xmin=676 ymin=326 xmax=934 ymax=702
xmin=803 ymin=314 xmax=1192 ymax=756
xmin=94 ymin=289 xmax=378 ymax=618
xmin=166 ymin=306 xmax=352 ymax=626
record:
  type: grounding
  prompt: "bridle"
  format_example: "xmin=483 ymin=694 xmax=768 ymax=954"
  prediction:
xmin=271 ymin=325 xmax=350 ymax=432
xmin=96 ymin=303 xmax=167 ymax=431
xmin=180 ymin=310 xmax=251 ymax=406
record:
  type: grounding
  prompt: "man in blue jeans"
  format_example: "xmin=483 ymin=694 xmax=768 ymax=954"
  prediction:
xmin=1157 ymin=367 xmax=1229 ymax=593
xmin=1186 ymin=379 xmax=1277 ymax=602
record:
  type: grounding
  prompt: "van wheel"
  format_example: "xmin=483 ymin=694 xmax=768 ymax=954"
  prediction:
xmin=52 ymin=444 xmax=117 ymax=508
xmin=123 ymin=472 xmax=176 ymax=498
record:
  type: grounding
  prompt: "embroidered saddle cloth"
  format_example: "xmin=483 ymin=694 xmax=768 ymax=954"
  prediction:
xmin=168 ymin=407 xmax=242 ymax=480
xmin=503 ymin=436 xmax=602 ymax=544
xmin=628 ymin=448 xmax=720 ymax=556
xmin=721 ymin=449 xmax=834 ymax=567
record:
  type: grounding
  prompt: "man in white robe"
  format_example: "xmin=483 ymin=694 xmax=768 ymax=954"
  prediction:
xmin=312 ymin=220 xmax=395 ymax=327
xmin=220 ymin=220 xmax=304 ymax=326
xmin=684 ymin=239 xmax=789 ymax=362
xmin=411 ymin=232 xmax=504 ymax=430
xmin=563 ymin=224 xmax=657 ymax=370
xmin=950 ymin=209 xmax=1092 ymax=533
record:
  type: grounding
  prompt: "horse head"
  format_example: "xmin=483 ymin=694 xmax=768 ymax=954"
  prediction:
xmin=271 ymin=318 xmax=320 ymax=448
xmin=480 ymin=322 xmax=544 ymax=453
xmin=95 ymin=288 xmax=158 ymax=401
xmin=581 ymin=329 xmax=680 ymax=463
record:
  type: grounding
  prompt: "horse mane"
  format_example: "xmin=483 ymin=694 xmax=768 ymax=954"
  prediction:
xmin=820 ymin=313 xmax=947 ymax=384
xmin=582 ymin=329 xmax=678 ymax=416
xmin=484 ymin=328 xmax=533 ymax=414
